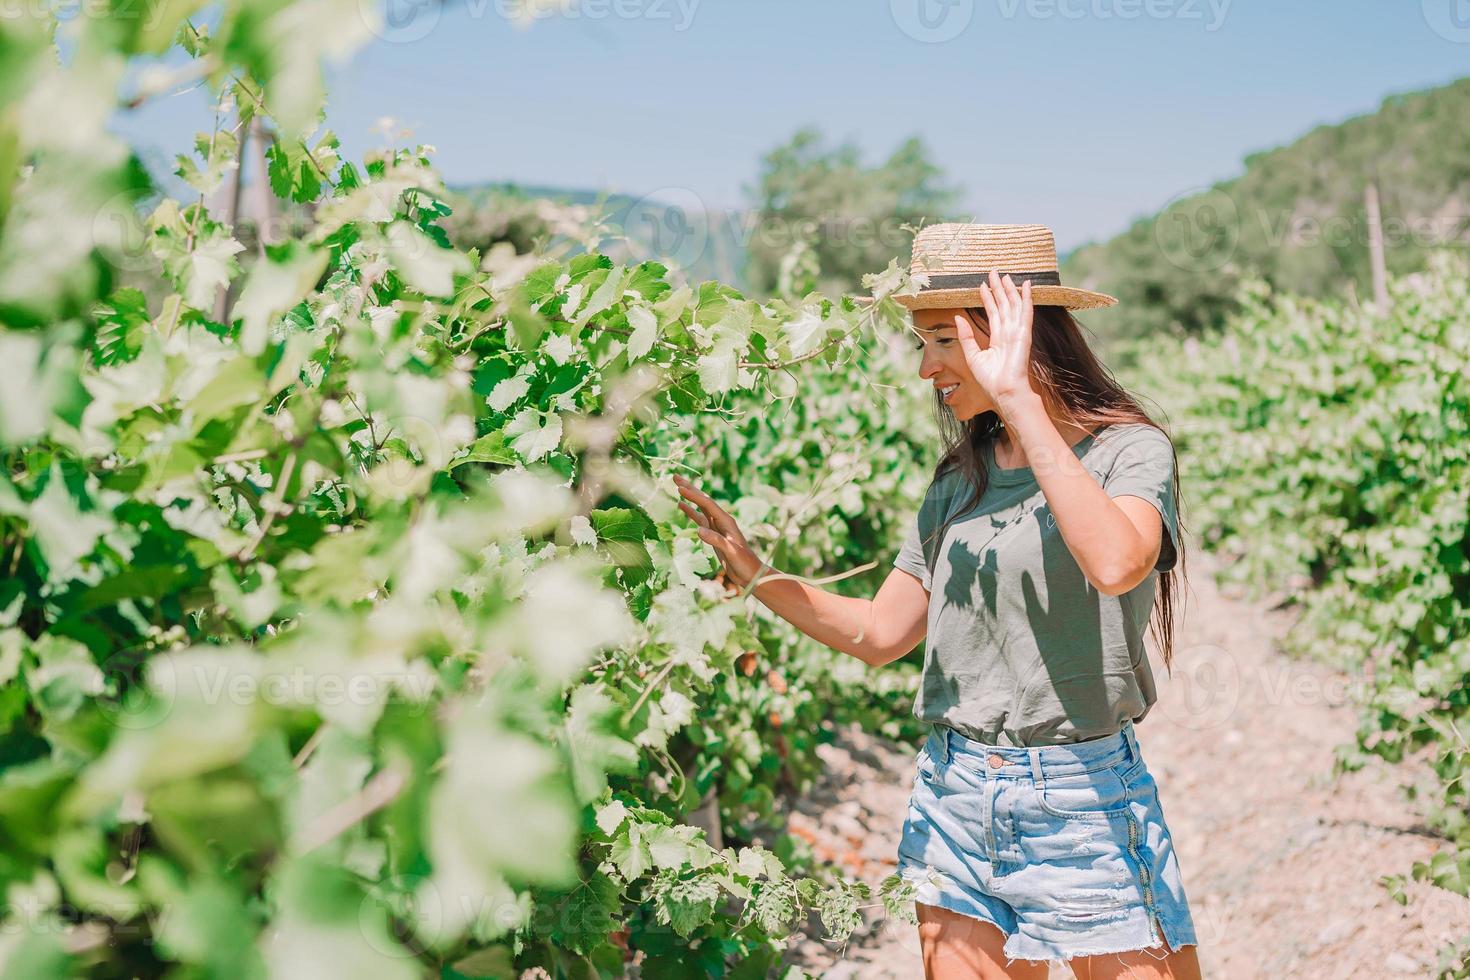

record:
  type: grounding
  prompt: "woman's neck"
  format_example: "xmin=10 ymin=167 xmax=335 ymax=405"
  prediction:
xmin=994 ymin=404 xmax=1095 ymax=467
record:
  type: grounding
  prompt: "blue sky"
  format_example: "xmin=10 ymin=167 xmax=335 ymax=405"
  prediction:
xmin=115 ymin=0 xmax=1470 ymax=251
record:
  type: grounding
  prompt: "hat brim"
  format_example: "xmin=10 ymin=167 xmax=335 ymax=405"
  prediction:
xmin=855 ymin=284 xmax=1117 ymax=311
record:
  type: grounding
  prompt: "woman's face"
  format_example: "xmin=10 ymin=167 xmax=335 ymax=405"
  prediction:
xmin=909 ymin=306 xmax=993 ymax=422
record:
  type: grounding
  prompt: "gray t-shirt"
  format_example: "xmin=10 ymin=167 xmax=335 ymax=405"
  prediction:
xmin=893 ymin=422 xmax=1180 ymax=747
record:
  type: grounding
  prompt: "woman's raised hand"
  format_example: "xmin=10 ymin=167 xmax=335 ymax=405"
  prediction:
xmin=955 ymin=271 xmax=1037 ymax=405
xmin=673 ymin=474 xmax=764 ymax=589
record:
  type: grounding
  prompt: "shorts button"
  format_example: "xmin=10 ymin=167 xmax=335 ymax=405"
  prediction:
xmin=987 ymin=754 xmax=1005 ymax=769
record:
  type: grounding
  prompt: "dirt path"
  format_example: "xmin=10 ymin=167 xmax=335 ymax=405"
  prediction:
xmin=779 ymin=547 xmax=1470 ymax=978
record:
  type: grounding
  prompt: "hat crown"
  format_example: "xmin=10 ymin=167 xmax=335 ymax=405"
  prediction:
xmin=852 ymin=220 xmax=1115 ymax=311
xmin=910 ymin=223 xmax=1059 ymax=277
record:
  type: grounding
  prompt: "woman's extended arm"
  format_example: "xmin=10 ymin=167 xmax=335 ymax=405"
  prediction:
xmin=740 ymin=565 xmax=929 ymax=667
xmin=673 ymin=474 xmax=928 ymax=667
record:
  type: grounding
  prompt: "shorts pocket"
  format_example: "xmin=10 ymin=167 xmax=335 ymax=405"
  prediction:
xmin=915 ymin=744 xmax=938 ymax=784
xmin=1113 ymin=752 xmax=1148 ymax=785
xmin=1035 ymin=764 xmax=1130 ymax=820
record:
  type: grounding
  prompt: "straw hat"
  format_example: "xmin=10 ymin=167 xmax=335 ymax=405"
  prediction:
xmin=859 ymin=222 xmax=1117 ymax=311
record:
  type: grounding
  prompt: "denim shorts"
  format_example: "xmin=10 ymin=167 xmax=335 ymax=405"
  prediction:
xmin=896 ymin=720 xmax=1198 ymax=964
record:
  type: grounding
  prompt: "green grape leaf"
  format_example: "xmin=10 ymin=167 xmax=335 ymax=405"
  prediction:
xmin=561 ymin=684 xmax=638 ymax=805
xmin=651 ymin=870 xmax=719 ymax=938
xmin=609 ymin=822 xmax=652 ymax=882
xmin=233 ymin=242 xmax=328 ymax=355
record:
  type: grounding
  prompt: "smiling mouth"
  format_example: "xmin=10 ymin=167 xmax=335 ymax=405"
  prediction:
xmin=938 ymin=384 xmax=959 ymax=404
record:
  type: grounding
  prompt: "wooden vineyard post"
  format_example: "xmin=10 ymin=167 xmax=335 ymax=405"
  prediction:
xmin=1365 ymin=180 xmax=1389 ymax=311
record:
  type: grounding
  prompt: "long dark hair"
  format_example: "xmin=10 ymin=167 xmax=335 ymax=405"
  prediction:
xmin=925 ymin=305 xmax=1187 ymax=673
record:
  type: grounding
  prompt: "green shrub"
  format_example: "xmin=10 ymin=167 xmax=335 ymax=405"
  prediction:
xmin=1119 ymin=253 xmax=1470 ymax=976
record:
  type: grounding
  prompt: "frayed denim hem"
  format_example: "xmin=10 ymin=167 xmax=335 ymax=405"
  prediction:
xmin=900 ymin=865 xmax=1200 ymax=967
xmin=901 ymin=868 xmax=1000 ymax=930
xmin=1005 ymin=922 xmax=1199 ymax=964
xmin=900 ymin=867 xmax=1056 ymax=969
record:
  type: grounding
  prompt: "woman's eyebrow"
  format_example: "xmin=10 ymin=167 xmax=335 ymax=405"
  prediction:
xmin=912 ymin=320 xmax=988 ymax=337
xmin=957 ymin=315 xmax=990 ymax=337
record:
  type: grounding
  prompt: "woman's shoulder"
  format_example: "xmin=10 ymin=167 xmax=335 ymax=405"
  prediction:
xmin=1093 ymin=420 xmax=1174 ymax=453
xmin=923 ymin=463 xmax=965 ymax=499
xmin=917 ymin=464 xmax=975 ymax=517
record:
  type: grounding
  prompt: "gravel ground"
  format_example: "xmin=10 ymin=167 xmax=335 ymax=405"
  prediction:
xmin=778 ymin=547 xmax=1470 ymax=978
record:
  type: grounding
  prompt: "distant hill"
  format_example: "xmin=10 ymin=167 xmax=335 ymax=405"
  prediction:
xmin=1063 ymin=77 xmax=1470 ymax=339
xmin=446 ymin=181 xmax=753 ymax=292
xmin=450 ymin=181 xmax=640 ymax=211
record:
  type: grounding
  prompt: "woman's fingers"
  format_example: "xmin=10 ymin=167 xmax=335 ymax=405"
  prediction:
xmin=984 ymin=280 xmax=1011 ymax=356
xmin=953 ymin=309 xmax=983 ymax=358
xmin=978 ymin=281 xmax=999 ymax=330
xmin=999 ymin=275 xmax=1020 ymax=371
xmin=673 ymin=475 xmax=738 ymax=535
xmin=674 ymin=477 xmax=760 ymax=587
xmin=1004 ymin=277 xmax=1031 ymax=354
xmin=693 ymin=523 xmax=741 ymax=576
xmin=1002 ymin=273 xmax=1022 ymax=349
xmin=1019 ymin=279 xmax=1034 ymax=350
xmin=673 ymin=475 xmax=719 ymax=514
xmin=989 ymin=270 xmax=1011 ymax=325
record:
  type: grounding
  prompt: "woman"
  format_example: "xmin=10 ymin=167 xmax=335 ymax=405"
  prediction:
xmin=674 ymin=223 xmax=1201 ymax=979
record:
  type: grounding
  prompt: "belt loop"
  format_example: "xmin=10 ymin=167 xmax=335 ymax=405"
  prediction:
xmin=1028 ymin=746 xmax=1044 ymax=785
xmin=1123 ymin=721 xmax=1141 ymax=765
xmin=932 ymin=725 xmax=949 ymax=765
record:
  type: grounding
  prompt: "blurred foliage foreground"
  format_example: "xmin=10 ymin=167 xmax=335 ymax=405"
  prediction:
xmin=4 ymin=5 xmax=1468 ymax=979
xmin=0 ymin=5 xmax=946 ymax=978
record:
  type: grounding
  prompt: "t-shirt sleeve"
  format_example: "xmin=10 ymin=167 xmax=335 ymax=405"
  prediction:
xmin=1103 ymin=425 xmax=1181 ymax=573
xmin=893 ymin=509 xmax=933 ymax=591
